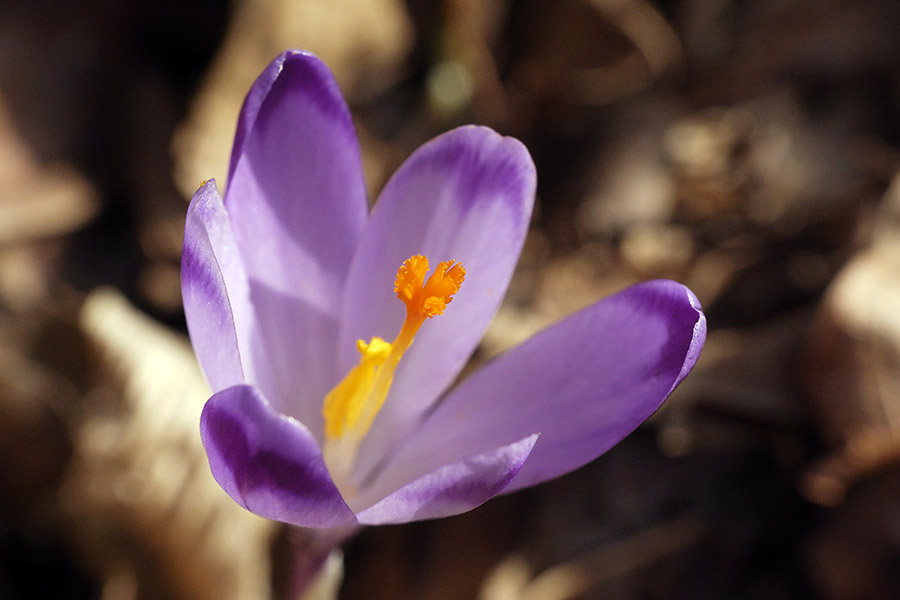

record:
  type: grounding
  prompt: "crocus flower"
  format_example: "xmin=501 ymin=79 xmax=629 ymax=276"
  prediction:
xmin=182 ymin=50 xmax=706 ymax=530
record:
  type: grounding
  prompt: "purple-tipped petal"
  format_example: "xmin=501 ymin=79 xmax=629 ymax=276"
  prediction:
xmin=201 ymin=384 xmax=357 ymax=528
xmin=355 ymin=434 xmax=539 ymax=525
xmin=182 ymin=179 xmax=254 ymax=391
xmin=373 ymin=280 xmax=705 ymax=495
xmin=226 ymin=51 xmax=367 ymax=430
xmin=339 ymin=126 xmax=536 ymax=475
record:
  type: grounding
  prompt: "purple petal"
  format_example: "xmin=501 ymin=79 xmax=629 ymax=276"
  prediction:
xmin=373 ymin=280 xmax=705 ymax=495
xmin=201 ymin=384 xmax=357 ymax=528
xmin=338 ymin=126 xmax=536 ymax=476
xmin=355 ymin=434 xmax=538 ymax=525
xmin=225 ymin=51 xmax=367 ymax=431
xmin=182 ymin=179 xmax=254 ymax=391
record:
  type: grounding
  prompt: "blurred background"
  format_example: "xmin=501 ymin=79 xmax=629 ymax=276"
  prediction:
xmin=2 ymin=0 xmax=900 ymax=598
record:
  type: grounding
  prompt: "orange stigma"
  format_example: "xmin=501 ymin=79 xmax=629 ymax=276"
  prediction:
xmin=395 ymin=255 xmax=466 ymax=319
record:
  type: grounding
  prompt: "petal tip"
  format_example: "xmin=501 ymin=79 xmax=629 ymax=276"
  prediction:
xmin=228 ymin=49 xmax=353 ymax=186
xmin=670 ymin=282 xmax=707 ymax=392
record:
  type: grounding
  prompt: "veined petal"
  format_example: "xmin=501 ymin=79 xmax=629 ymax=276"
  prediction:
xmin=372 ymin=280 xmax=705 ymax=496
xmin=201 ymin=384 xmax=357 ymax=528
xmin=339 ymin=126 xmax=536 ymax=477
xmin=182 ymin=179 xmax=253 ymax=391
xmin=355 ymin=434 xmax=538 ymax=525
xmin=226 ymin=51 xmax=367 ymax=430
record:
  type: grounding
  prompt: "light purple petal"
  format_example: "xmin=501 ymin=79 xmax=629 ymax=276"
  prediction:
xmin=339 ymin=126 xmax=536 ymax=478
xmin=228 ymin=52 xmax=289 ymax=183
xmin=182 ymin=179 xmax=254 ymax=391
xmin=226 ymin=51 xmax=367 ymax=431
xmin=355 ymin=434 xmax=538 ymax=525
xmin=200 ymin=384 xmax=357 ymax=528
xmin=372 ymin=280 xmax=705 ymax=496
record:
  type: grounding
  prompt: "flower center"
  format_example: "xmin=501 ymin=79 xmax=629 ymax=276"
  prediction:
xmin=322 ymin=254 xmax=466 ymax=486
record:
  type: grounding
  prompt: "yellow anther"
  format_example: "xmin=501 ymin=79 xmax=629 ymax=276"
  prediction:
xmin=322 ymin=337 xmax=392 ymax=439
xmin=356 ymin=337 xmax=391 ymax=359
